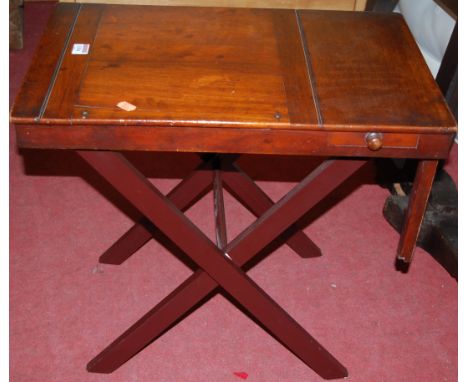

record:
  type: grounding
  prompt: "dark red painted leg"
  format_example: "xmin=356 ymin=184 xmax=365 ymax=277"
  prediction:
xmin=397 ymin=160 xmax=438 ymax=264
xmin=213 ymin=168 xmax=228 ymax=249
xmin=222 ymin=161 xmax=322 ymax=258
xmin=99 ymin=218 xmax=154 ymax=265
xmin=100 ymin=155 xmax=320 ymax=264
xmin=80 ymin=151 xmax=364 ymax=379
xmin=99 ymin=161 xmax=213 ymax=264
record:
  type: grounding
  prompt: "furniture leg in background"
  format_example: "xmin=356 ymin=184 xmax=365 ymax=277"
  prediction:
xmin=373 ymin=0 xmax=458 ymax=278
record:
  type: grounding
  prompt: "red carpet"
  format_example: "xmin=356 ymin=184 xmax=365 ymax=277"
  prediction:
xmin=10 ymin=3 xmax=457 ymax=381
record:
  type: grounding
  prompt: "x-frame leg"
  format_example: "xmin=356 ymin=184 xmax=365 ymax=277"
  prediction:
xmin=220 ymin=158 xmax=323 ymax=258
xmin=79 ymin=151 xmax=367 ymax=379
xmin=99 ymin=160 xmax=214 ymax=264
xmin=100 ymin=155 xmax=321 ymax=265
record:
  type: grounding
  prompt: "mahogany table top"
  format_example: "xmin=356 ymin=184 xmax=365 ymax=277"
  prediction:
xmin=11 ymin=3 xmax=456 ymax=156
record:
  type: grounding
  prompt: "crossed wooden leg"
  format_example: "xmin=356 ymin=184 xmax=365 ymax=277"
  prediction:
xmin=98 ymin=160 xmax=214 ymax=264
xmin=99 ymin=155 xmax=321 ymax=265
xmin=79 ymin=151 xmax=367 ymax=379
xmin=221 ymin=158 xmax=323 ymax=258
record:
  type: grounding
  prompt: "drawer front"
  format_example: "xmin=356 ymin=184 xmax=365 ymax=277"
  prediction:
xmin=328 ymin=132 xmax=420 ymax=151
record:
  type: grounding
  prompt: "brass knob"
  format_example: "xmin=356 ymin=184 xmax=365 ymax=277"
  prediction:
xmin=365 ymin=132 xmax=383 ymax=151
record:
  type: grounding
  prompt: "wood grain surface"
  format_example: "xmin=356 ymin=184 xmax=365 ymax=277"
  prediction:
xmin=11 ymin=3 xmax=456 ymax=154
xmin=299 ymin=11 xmax=455 ymax=129
xmin=72 ymin=6 xmax=292 ymax=125
xmin=11 ymin=3 xmax=79 ymax=119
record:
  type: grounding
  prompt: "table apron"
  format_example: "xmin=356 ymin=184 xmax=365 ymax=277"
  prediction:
xmin=16 ymin=125 xmax=454 ymax=159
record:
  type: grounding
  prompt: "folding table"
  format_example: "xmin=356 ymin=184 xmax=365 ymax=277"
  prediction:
xmin=11 ymin=3 xmax=456 ymax=379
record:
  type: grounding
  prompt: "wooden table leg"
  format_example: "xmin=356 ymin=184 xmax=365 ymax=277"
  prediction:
xmin=80 ymin=150 xmax=365 ymax=379
xmin=222 ymin=160 xmax=322 ymax=258
xmin=99 ymin=155 xmax=321 ymax=264
xmin=213 ymin=168 xmax=228 ymax=249
xmin=99 ymin=161 xmax=213 ymax=264
xmin=397 ymin=159 xmax=439 ymax=265
xmin=99 ymin=217 xmax=154 ymax=265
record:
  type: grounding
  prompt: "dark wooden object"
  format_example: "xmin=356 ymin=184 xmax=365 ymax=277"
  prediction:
xmin=10 ymin=4 xmax=456 ymax=379
xmin=384 ymin=168 xmax=457 ymax=278
xmin=378 ymin=0 xmax=457 ymax=278
xmin=9 ymin=0 xmax=24 ymax=49
xmin=435 ymin=0 xmax=457 ymax=118
xmin=435 ymin=0 xmax=457 ymax=20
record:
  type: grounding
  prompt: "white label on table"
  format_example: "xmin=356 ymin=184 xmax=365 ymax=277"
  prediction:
xmin=71 ymin=43 xmax=90 ymax=55
xmin=117 ymin=101 xmax=137 ymax=112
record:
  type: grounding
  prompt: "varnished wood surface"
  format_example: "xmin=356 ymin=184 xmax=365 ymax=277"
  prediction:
xmin=299 ymin=11 xmax=454 ymax=129
xmin=72 ymin=6 xmax=296 ymax=126
xmin=11 ymin=3 xmax=456 ymax=154
xmin=15 ymin=124 xmax=453 ymax=158
xmin=11 ymin=3 xmax=79 ymax=119
xmin=42 ymin=4 xmax=104 ymax=122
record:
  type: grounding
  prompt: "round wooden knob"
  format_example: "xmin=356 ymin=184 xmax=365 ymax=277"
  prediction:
xmin=365 ymin=132 xmax=383 ymax=151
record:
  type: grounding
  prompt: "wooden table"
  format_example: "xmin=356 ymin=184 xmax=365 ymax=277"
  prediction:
xmin=11 ymin=3 xmax=456 ymax=379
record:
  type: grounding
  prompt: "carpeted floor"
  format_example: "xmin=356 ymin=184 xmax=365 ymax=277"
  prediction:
xmin=10 ymin=3 xmax=457 ymax=381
